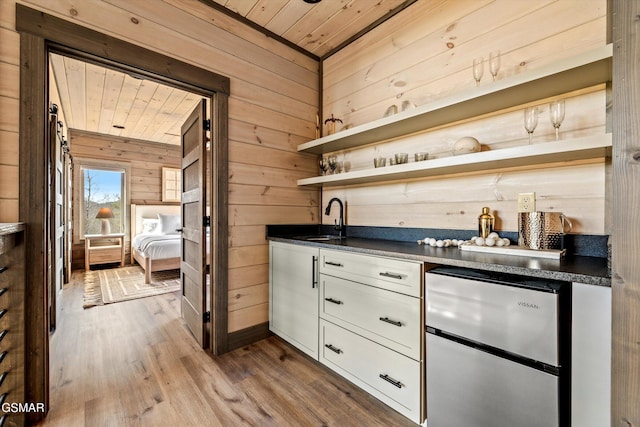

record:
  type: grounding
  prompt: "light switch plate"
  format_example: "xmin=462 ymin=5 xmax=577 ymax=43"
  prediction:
xmin=518 ymin=192 xmax=536 ymax=212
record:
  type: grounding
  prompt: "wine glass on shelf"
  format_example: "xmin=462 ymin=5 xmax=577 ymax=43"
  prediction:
xmin=327 ymin=155 xmax=338 ymax=174
xmin=489 ymin=50 xmax=500 ymax=81
xmin=473 ymin=57 xmax=484 ymax=86
xmin=524 ymin=107 xmax=538 ymax=145
xmin=319 ymin=157 xmax=328 ymax=175
xmin=549 ymin=99 xmax=566 ymax=141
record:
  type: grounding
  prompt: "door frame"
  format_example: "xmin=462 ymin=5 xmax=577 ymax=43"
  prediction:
xmin=16 ymin=5 xmax=230 ymax=422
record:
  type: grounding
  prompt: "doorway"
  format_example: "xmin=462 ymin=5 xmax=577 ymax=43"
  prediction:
xmin=16 ymin=5 xmax=230 ymax=423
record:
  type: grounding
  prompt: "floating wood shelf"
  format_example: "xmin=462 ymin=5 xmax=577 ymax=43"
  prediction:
xmin=298 ymin=44 xmax=612 ymax=155
xmin=297 ymin=134 xmax=612 ymax=187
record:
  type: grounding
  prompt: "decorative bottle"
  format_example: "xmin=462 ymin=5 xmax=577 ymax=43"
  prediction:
xmin=478 ymin=207 xmax=495 ymax=238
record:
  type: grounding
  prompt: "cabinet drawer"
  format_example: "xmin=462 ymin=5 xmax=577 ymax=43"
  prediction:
xmin=89 ymin=246 xmax=121 ymax=264
xmin=320 ymin=319 xmax=422 ymax=423
xmin=319 ymin=249 xmax=422 ymax=297
xmin=320 ymin=274 xmax=421 ymax=360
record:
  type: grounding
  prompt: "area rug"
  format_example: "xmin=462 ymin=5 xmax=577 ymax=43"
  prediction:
xmin=83 ymin=266 xmax=180 ymax=308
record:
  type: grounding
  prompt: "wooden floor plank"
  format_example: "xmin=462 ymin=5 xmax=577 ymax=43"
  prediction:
xmin=36 ymin=270 xmax=415 ymax=426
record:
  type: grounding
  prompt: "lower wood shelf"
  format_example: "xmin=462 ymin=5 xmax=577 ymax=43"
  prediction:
xmin=297 ymin=134 xmax=612 ymax=187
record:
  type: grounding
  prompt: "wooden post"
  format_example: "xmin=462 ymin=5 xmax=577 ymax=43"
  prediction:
xmin=611 ymin=0 xmax=640 ymax=425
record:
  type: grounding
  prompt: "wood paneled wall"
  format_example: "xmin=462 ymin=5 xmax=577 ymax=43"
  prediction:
xmin=68 ymin=130 xmax=181 ymax=270
xmin=1 ymin=0 xmax=320 ymax=333
xmin=321 ymin=0 xmax=608 ymax=235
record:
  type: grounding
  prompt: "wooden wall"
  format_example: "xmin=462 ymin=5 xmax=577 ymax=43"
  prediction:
xmin=68 ymin=130 xmax=181 ymax=270
xmin=1 ymin=0 xmax=320 ymax=333
xmin=321 ymin=0 xmax=608 ymax=235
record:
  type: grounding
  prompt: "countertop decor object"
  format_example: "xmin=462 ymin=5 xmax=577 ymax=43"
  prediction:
xmin=453 ymin=136 xmax=481 ymax=155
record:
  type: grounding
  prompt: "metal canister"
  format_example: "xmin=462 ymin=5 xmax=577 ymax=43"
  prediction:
xmin=478 ymin=207 xmax=494 ymax=238
xmin=518 ymin=212 xmax=573 ymax=250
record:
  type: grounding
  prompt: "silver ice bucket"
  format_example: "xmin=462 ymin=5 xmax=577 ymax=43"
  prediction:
xmin=518 ymin=212 xmax=572 ymax=250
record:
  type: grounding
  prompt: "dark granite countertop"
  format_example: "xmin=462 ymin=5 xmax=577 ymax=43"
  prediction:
xmin=267 ymin=224 xmax=611 ymax=287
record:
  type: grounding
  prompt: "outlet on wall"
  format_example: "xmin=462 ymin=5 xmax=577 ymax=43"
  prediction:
xmin=518 ymin=192 xmax=536 ymax=212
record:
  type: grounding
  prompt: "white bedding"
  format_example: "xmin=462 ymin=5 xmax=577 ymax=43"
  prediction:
xmin=133 ymin=233 xmax=181 ymax=260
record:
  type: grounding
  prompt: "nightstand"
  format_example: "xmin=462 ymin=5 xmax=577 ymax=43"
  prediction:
xmin=85 ymin=233 xmax=125 ymax=270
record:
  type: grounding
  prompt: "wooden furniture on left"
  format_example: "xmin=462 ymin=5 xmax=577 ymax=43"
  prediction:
xmin=0 ymin=223 xmax=26 ymax=427
xmin=84 ymin=233 xmax=125 ymax=271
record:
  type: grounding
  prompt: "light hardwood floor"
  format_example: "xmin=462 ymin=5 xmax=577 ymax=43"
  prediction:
xmin=36 ymin=271 xmax=414 ymax=426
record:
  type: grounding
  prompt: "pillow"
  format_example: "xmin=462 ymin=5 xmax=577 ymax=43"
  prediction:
xmin=141 ymin=218 xmax=159 ymax=234
xmin=157 ymin=214 xmax=181 ymax=235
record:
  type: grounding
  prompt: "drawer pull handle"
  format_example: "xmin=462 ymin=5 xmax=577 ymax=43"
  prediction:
xmin=324 ymin=297 xmax=343 ymax=305
xmin=379 ymin=373 xmax=403 ymax=389
xmin=325 ymin=344 xmax=342 ymax=354
xmin=0 ymin=310 xmax=6 ymax=320
xmin=0 ymin=267 xmax=6 ymax=274
xmin=0 ymin=289 xmax=6 ymax=297
xmin=312 ymin=256 xmax=318 ymax=289
xmin=325 ymin=261 xmax=343 ymax=267
xmin=0 ymin=330 xmax=6 ymax=343
xmin=379 ymin=317 xmax=402 ymax=327
xmin=0 ymin=372 xmax=7 ymax=388
xmin=0 ymin=393 xmax=7 ymax=406
xmin=0 ymin=352 xmax=6 ymax=365
xmin=379 ymin=272 xmax=403 ymax=280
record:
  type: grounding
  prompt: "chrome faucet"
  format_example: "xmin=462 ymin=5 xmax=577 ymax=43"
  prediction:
xmin=324 ymin=197 xmax=345 ymax=237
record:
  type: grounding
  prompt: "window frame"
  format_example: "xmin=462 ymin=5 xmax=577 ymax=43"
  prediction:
xmin=73 ymin=157 xmax=131 ymax=244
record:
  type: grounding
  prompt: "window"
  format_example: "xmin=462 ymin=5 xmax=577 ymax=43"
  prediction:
xmin=162 ymin=167 xmax=181 ymax=202
xmin=80 ymin=166 xmax=126 ymax=236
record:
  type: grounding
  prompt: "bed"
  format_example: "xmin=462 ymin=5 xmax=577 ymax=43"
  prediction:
xmin=131 ymin=204 xmax=181 ymax=284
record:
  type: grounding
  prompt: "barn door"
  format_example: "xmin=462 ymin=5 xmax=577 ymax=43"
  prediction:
xmin=180 ymin=99 xmax=208 ymax=347
xmin=48 ymin=106 xmax=65 ymax=332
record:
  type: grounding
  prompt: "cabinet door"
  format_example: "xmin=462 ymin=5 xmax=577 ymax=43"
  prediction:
xmin=269 ymin=242 xmax=319 ymax=359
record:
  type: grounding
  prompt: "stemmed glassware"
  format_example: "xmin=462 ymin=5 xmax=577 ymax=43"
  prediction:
xmin=489 ymin=51 xmax=500 ymax=81
xmin=549 ymin=100 xmax=565 ymax=141
xmin=473 ymin=57 xmax=484 ymax=86
xmin=524 ymin=107 xmax=539 ymax=145
xmin=319 ymin=157 xmax=328 ymax=175
xmin=327 ymin=155 xmax=338 ymax=174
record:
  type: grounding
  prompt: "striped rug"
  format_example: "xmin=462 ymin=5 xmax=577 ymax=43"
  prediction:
xmin=83 ymin=266 xmax=180 ymax=308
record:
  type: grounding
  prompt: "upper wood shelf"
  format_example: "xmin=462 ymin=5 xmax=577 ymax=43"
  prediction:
xmin=298 ymin=44 xmax=612 ymax=155
xmin=297 ymin=134 xmax=612 ymax=187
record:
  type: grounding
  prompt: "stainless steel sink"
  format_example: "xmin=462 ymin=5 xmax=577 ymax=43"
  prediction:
xmin=295 ymin=235 xmax=345 ymax=242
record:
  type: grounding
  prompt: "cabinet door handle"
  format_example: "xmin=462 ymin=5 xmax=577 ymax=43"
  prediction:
xmin=312 ymin=256 xmax=318 ymax=288
xmin=0 ymin=393 xmax=7 ymax=407
xmin=324 ymin=344 xmax=342 ymax=354
xmin=0 ymin=289 xmax=6 ymax=298
xmin=379 ymin=271 xmax=403 ymax=280
xmin=379 ymin=317 xmax=402 ymax=327
xmin=0 ymin=310 xmax=6 ymax=320
xmin=0 ymin=331 xmax=6 ymax=343
xmin=0 ymin=372 xmax=7 ymax=388
xmin=324 ymin=297 xmax=343 ymax=305
xmin=325 ymin=261 xmax=343 ymax=267
xmin=0 ymin=267 xmax=7 ymax=274
xmin=379 ymin=373 xmax=403 ymax=388
xmin=0 ymin=351 xmax=6 ymax=365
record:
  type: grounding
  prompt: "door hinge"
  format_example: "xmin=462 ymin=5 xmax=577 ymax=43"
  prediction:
xmin=203 ymin=311 xmax=211 ymax=323
xmin=204 ymin=216 xmax=210 ymax=227
xmin=203 ymin=119 xmax=211 ymax=131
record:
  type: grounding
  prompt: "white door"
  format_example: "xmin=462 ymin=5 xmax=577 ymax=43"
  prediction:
xmin=180 ymin=99 xmax=208 ymax=347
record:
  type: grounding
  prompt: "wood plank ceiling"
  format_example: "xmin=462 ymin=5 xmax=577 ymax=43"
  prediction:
xmin=206 ymin=0 xmax=413 ymax=58
xmin=49 ymin=0 xmax=413 ymax=145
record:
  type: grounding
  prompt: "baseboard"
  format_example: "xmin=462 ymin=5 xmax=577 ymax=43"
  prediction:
xmin=227 ymin=322 xmax=272 ymax=352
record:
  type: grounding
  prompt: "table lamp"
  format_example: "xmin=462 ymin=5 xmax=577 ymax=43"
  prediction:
xmin=96 ymin=207 xmax=114 ymax=235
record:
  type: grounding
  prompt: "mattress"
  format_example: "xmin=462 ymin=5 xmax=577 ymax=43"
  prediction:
xmin=133 ymin=233 xmax=180 ymax=260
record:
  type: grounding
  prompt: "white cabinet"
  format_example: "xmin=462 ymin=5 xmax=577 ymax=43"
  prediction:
xmin=571 ymin=282 xmax=611 ymax=427
xmin=318 ymin=249 xmax=424 ymax=423
xmin=269 ymin=241 xmax=319 ymax=359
